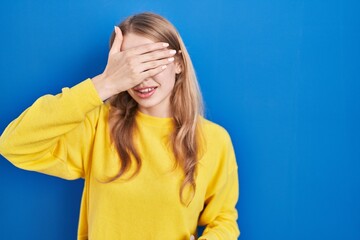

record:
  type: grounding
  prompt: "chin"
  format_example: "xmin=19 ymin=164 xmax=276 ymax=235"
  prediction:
xmin=134 ymin=98 xmax=159 ymax=108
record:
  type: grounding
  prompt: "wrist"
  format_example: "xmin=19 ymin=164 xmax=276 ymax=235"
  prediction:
xmin=92 ymin=74 xmax=116 ymax=101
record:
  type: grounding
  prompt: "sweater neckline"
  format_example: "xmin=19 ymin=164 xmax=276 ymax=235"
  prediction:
xmin=136 ymin=111 xmax=174 ymax=128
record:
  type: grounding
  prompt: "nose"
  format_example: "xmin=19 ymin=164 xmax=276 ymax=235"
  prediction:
xmin=134 ymin=78 xmax=150 ymax=88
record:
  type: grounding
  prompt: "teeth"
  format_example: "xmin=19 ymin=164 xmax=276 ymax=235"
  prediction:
xmin=138 ymin=87 xmax=155 ymax=93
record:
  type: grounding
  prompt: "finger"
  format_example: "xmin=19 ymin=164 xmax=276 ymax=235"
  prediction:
xmin=138 ymin=49 xmax=177 ymax=63
xmin=128 ymin=42 xmax=170 ymax=56
xmin=140 ymin=64 xmax=168 ymax=79
xmin=137 ymin=57 xmax=175 ymax=73
xmin=190 ymin=235 xmax=195 ymax=240
xmin=109 ymin=26 xmax=123 ymax=55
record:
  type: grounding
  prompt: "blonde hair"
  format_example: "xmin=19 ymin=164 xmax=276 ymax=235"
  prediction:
xmin=107 ymin=12 xmax=204 ymax=204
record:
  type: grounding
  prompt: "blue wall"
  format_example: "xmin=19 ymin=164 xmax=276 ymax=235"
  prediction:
xmin=0 ymin=1 xmax=359 ymax=239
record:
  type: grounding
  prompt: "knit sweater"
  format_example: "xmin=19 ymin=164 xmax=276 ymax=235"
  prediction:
xmin=0 ymin=79 xmax=240 ymax=239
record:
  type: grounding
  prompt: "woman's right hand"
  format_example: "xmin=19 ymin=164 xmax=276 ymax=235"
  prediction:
xmin=92 ymin=26 xmax=176 ymax=101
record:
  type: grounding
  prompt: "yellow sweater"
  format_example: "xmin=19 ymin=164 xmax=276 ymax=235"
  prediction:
xmin=0 ymin=79 xmax=239 ymax=240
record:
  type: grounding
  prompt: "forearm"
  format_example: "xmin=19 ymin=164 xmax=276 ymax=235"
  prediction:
xmin=198 ymin=169 xmax=240 ymax=240
xmin=198 ymin=213 xmax=239 ymax=240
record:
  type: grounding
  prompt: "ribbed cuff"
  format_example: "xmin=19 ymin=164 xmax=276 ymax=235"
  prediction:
xmin=68 ymin=78 xmax=104 ymax=113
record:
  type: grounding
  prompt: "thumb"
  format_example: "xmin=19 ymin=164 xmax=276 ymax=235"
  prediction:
xmin=109 ymin=26 xmax=123 ymax=55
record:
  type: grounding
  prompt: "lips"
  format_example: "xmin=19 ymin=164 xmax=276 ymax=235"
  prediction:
xmin=133 ymin=87 xmax=158 ymax=99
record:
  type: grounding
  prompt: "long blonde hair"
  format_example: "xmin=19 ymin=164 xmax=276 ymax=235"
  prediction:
xmin=107 ymin=12 xmax=204 ymax=204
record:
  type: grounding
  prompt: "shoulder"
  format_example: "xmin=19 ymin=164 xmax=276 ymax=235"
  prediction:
xmin=197 ymin=117 xmax=238 ymax=185
xmin=199 ymin=117 xmax=232 ymax=143
xmin=198 ymin=116 xmax=234 ymax=161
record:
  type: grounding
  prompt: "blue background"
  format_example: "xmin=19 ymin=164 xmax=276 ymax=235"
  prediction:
xmin=0 ymin=1 xmax=359 ymax=239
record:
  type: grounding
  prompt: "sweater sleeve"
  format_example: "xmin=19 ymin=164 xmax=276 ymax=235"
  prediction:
xmin=198 ymin=131 xmax=240 ymax=239
xmin=0 ymin=79 xmax=103 ymax=180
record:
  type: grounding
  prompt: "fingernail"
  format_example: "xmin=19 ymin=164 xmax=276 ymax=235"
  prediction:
xmin=170 ymin=50 xmax=177 ymax=55
xmin=168 ymin=57 xmax=175 ymax=62
xmin=163 ymin=43 xmax=169 ymax=47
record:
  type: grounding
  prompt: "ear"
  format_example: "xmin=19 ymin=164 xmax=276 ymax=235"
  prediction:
xmin=175 ymin=61 xmax=182 ymax=74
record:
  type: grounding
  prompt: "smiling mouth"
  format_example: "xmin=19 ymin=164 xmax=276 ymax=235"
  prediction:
xmin=133 ymin=87 xmax=158 ymax=98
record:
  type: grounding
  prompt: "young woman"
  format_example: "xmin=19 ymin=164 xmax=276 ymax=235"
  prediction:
xmin=0 ymin=12 xmax=240 ymax=239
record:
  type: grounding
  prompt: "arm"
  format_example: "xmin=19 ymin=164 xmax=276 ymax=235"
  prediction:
xmin=0 ymin=26 xmax=176 ymax=179
xmin=198 ymin=133 xmax=240 ymax=239
xmin=0 ymin=79 xmax=103 ymax=179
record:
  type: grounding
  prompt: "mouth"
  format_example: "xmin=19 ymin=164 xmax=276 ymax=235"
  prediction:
xmin=133 ymin=87 xmax=158 ymax=99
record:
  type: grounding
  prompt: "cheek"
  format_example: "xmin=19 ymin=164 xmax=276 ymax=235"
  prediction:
xmin=153 ymin=63 xmax=177 ymax=86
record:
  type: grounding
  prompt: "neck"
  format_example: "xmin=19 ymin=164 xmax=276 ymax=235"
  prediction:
xmin=138 ymin=100 xmax=172 ymax=118
xmin=138 ymin=105 xmax=172 ymax=118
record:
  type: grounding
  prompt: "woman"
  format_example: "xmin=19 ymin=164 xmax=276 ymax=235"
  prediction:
xmin=0 ymin=12 xmax=239 ymax=239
